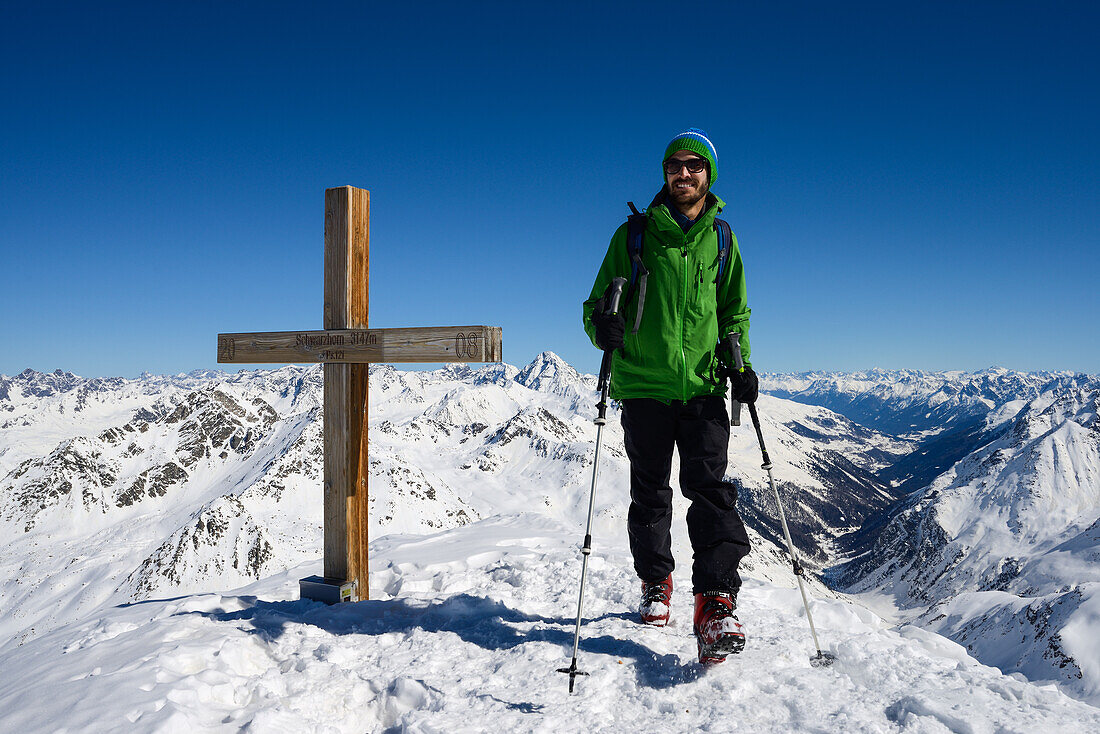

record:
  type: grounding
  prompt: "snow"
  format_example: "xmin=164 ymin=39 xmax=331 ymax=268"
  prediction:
xmin=2 ymin=361 xmax=1100 ymax=730
xmin=2 ymin=512 xmax=1098 ymax=733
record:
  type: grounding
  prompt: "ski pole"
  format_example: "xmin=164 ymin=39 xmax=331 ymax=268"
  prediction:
xmin=558 ymin=276 xmax=627 ymax=693
xmin=728 ymin=333 xmax=835 ymax=667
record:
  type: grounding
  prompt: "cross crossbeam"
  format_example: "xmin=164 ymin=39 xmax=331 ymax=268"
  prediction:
xmin=217 ymin=326 xmax=502 ymax=365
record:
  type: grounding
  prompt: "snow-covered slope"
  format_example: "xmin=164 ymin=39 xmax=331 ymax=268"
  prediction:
xmin=840 ymin=384 xmax=1100 ymax=702
xmin=1 ymin=513 xmax=1098 ymax=733
xmin=767 ymin=368 xmax=1100 ymax=704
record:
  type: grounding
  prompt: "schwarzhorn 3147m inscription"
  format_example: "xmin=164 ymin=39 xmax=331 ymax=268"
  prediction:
xmin=296 ymin=332 xmax=379 ymax=348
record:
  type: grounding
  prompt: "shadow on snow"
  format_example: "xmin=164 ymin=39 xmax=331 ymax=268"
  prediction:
xmin=172 ymin=593 xmax=701 ymax=691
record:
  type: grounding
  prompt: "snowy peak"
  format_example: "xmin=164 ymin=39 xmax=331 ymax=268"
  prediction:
xmin=1 ymin=436 xmax=122 ymax=530
xmin=120 ymin=494 xmax=280 ymax=601
xmin=840 ymin=382 xmax=1100 ymax=701
xmin=161 ymin=386 xmax=279 ymax=466
xmin=850 ymin=382 xmax=1100 ymax=593
xmin=0 ymin=381 xmax=289 ymax=533
xmin=942 ymin=386 xmax=1100 ymax=542
xmin=486 ymin=407 xmax=578 ymax=447
xmin=4 ymin=368 xmax=84 ymax=399
xmin=514 ymin=351 xmax=588 ymax=396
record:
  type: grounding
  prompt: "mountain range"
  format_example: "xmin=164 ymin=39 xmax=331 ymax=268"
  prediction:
xmin=1 ymin=357 xmax=1097 ymax=719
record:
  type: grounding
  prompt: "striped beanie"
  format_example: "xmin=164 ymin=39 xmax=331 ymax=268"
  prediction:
xmin=663 ymin=128 xmax=718 ymax=186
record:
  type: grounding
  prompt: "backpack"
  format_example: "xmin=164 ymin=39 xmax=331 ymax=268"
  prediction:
xmin=623 ymin=201 xmax=733 ymax=334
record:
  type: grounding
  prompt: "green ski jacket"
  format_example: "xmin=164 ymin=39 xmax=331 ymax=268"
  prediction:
xmin=583 ymin=191 xmax=751 ymax=403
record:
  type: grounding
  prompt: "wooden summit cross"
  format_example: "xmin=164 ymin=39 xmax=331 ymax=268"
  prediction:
xmin=217 ymin=186 xmax=502 ymax=603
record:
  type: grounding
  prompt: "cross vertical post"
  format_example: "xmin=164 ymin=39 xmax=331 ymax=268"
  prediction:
xmin=322 ymin=185 xmax=370 ymax=600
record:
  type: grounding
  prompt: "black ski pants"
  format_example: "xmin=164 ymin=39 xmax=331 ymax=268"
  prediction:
xmin=620 ymin=396 xmax=751 ymax=594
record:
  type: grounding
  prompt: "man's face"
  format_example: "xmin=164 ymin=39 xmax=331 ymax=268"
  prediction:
xmin=664 ymin=149 xmax=709 ymax=209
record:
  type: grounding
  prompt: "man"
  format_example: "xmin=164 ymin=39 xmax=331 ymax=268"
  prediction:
xmin=582 ymin=128 xmax=758 ymax=664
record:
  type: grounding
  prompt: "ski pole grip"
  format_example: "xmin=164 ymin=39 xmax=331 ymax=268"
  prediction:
xmin=730 ymin=332 xmax=745 ymax=371
xmin=596 ymin=277 xmax=628 ymax=400
xmin=606 ymin=277 xmax=627 ymax=316
xmin=727 ymin=332 xmax=743 ymax=427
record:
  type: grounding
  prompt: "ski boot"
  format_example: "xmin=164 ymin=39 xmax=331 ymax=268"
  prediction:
xmin=639 ymin=574 xmax=673 ymax=626
xmin=694 ymin=591 xmax=745 ymax=664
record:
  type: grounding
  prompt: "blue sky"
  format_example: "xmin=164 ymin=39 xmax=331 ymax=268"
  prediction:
xmin=2 ymin=1 xmax=1097 ymax=378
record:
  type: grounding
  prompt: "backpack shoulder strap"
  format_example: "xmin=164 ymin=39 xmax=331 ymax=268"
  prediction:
xmin=713 ymin=217 xmax=732 ymax=285
xmin=624 ymin=204 xmax=649 ymax=335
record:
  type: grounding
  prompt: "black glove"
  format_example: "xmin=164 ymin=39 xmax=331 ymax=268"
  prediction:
xmin=591 ymin=297 xmax=625 ymax=351
xmin=729 ymin=365 xmax=759 ymax=404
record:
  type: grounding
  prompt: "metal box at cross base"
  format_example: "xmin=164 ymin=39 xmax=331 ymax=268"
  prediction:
xmin=299 ymin=575 xmax=359 ymax=604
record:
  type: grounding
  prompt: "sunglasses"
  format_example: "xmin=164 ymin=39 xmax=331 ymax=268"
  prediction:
xmin=664 ymin=157 xmax=708 ymax=175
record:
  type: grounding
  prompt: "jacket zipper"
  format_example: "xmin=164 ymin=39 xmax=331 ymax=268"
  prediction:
xmin=680 ymin=243 xmax=689 ymax=401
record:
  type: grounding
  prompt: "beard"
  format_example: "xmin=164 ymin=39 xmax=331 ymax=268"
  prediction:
xmin=667 ymin=179 xmax=709 ymax=211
